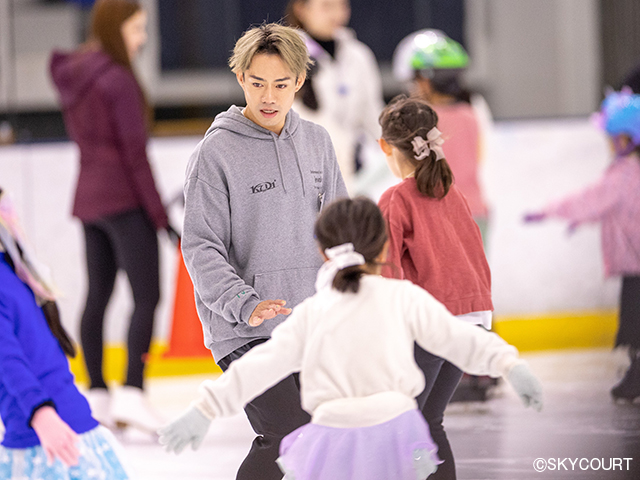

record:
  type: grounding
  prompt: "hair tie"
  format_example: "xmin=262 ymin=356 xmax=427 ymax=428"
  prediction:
xmin=411 ymin=127 xmax=445 ymax=161
xmin=315 ymin=242 xmax=365 ymax=291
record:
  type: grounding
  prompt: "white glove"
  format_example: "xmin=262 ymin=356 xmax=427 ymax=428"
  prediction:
xmin=157 ymin=405 xmax=212 ymax=454
xmin=506 ymin=363 xmax=543 ymax=412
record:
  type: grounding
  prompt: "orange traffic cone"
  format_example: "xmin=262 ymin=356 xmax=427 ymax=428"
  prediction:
xmin=164 ymin=245 xmax=213 ymax=358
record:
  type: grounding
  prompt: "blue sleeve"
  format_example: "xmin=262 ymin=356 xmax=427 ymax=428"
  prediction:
xmin=0 ymin=291 xmax=53 ymax=422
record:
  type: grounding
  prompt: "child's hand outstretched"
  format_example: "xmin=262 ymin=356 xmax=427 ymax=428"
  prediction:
xmin=506 ymin=363 xmax=544 ymax=412
xmin=158 ymin=406 xmax=212 ymax=454
xmin=31 ymin=406 xmax=80 ymax=467
xmin=523 ymin=212 xmax=546 ymax=223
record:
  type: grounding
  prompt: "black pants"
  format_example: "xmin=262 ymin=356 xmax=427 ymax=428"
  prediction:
xmin=218 ymin=339 xmax=311 ymax=480
xmin=616 ymin=275 xmax=640 ymax=350
xmin=414 ymin=345 xmax=465 ymax=480
xmin=80 ymin=209 xmax=159 ymax=390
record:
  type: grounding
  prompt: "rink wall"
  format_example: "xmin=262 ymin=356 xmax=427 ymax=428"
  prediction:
xmin=0 ymin=117 xmax=620 ymax=381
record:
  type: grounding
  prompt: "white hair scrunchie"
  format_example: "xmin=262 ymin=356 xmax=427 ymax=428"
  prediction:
xmin=411 ymin=127 xmax=445 ymax=161
xmin=315 ymin=242 xmax=366 ymax=292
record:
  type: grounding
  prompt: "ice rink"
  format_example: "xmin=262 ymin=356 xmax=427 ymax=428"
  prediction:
xmin=1 ymin=118 xmax=638 ymax=479
xmin=97 ymin=349 xmax=640 ymax=480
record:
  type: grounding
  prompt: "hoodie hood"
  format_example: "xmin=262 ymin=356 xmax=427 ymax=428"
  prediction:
xmin=205 ymin=105 xmax=300 ymax=139
xmin=206 ymin=106 xmax=305 ymax=194
xmin=50 ymin=49 xmax=114 ymax=110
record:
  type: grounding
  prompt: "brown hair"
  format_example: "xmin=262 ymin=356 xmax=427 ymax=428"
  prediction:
xmin=1 ymin=251 xmax=76 ymax=357
xmin=284 ymin=0 xmax=306 ymax=29
xmin=90 ymin=0 xmax=140 ymax=69
xmin=89 ymin=0 xmax=151 ymax=126
xmin=229 ymin=23 xmax=312 ymax=78
xmin=379 ymin=94 xmax=454 ymax=198
xmin=314 ymin=197 xmax=388 ymax=293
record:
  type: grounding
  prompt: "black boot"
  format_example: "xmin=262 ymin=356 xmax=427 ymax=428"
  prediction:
xmin=611 ymin=350 xmax=640 ymax=402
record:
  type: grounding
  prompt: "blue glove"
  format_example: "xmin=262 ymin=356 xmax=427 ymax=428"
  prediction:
xmin=157 ymin=406 xmax=212 ymax=454
xmin=506 ymin=363 xmax=543 ymax=412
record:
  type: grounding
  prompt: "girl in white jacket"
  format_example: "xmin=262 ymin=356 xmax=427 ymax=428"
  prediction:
xmin=158 ymin=197 xmax=543 ymax=480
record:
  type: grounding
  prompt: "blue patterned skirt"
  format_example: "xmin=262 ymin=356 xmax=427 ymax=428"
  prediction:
xmin=0 ymin=426 xmax=133 ymax=479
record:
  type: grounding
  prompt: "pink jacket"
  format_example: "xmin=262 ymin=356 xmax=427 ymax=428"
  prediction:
xmin=435 ymin=102 xmax=488 ymax=219
xmin=544 ymin=155 xmax=640 ymax=277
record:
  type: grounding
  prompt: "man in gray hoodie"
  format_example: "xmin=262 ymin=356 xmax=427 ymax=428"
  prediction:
xmin=181 ymin=23 xmax=348 ymax=479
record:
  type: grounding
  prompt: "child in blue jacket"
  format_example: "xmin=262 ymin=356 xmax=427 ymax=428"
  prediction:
xmin=0 ymin=188 xmax=133 ymax=479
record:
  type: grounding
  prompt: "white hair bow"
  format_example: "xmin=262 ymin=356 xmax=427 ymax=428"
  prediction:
xmin=411 ymin=127 xmax=445 ymax=161
xmin=315 ymin=243 xmax=365 ymax=292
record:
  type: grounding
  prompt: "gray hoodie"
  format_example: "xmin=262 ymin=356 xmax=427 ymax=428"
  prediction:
xmin=182 ymin=106 xmax=348 ymax=361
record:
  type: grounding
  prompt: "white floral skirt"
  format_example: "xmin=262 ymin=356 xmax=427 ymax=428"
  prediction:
xmin=0 ymin=426 xmax=133 ymax=479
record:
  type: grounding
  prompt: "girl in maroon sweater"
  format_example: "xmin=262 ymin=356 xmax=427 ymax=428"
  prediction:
xmin=50 ymin=0 xmax=169 ymax=434
xmin=378 ymin=95 xmax=493 ymax=480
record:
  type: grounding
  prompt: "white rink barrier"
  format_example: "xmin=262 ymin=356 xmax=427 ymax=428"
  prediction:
xmin=0 ymin=118 xmax=620 ymax=346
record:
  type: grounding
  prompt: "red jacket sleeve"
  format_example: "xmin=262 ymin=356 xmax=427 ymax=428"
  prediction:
xmin=379 ymin=188 xmax=406 ymax=280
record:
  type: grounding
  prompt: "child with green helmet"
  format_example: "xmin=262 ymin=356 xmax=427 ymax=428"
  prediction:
xmin=390 ymin=30 xmax=496 ymax=480
xmin=392 ymin=29 xmax=491 ymax=236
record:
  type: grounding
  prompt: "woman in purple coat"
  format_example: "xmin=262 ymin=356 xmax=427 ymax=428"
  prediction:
xmin=50 ymin=0 xmax=168 ymax=433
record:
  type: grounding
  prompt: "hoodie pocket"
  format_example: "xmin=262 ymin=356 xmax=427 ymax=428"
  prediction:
xmin=253 ymin=267 xmax=318 ymax=308
xmin=232 ymin=267 xmax=319 ymax=338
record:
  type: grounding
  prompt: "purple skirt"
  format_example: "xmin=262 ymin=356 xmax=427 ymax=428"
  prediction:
xmin=277 ymin=409 xmax=441 ymax=480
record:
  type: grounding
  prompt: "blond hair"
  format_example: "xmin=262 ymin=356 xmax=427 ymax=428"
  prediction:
xmin=229 ymin=23 xmax=312 ymax=78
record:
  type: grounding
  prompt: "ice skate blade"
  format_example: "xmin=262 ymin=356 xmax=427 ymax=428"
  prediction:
xmin=612 ymin=395 xmax=640 ymax=405
xmin=114 ymin=419 xmax=160 ymax=437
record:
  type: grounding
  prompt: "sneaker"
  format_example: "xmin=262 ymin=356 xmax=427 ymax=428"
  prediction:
xmin=85 ymin=388 xmax=114 ymax=428
xmin=111 ymin=385 xmax=165 ymax=434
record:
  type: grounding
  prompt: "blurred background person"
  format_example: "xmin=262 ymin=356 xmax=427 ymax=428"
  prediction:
xmin=49 ymin=0 xmax=170 ymax=434
xmin=524 ymin=90 xmax=640 ymax=402
xmin=285 ymin=0 xmax=385 ymax=194
xmin=393 ymin=29 xmax=491 ymax=243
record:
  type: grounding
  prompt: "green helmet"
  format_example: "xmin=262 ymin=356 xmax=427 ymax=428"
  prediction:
xmin=393 ymin=29 xmax=469 ymax=82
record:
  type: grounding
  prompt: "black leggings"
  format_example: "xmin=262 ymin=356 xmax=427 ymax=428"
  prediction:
xmin=616 ymin=275 xmax=640 ymax=350
xmin=414 ymin=345 xmax=465 ymax=480
xmin=218 ymin=339 xmax=311 ymax=480
xmin=80 ymin=209 xmax=159 ymax=390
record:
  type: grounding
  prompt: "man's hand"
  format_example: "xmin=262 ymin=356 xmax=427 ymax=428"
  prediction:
xmin=249 ymin=300 xmax=292 ymax=326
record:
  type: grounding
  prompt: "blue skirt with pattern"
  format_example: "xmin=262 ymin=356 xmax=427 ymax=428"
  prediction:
xmin=0 ymin=426 xmax=133 ymax=479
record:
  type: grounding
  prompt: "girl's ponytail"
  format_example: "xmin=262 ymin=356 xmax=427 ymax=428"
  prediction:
xmin=1 ymin=252 xmax=77 ymax=358
xmin=380 ymin=94 xmax=454 ymax=198
xmin=314 ymin=197 xmax=388 ymax=294
xmin=414 ymin=153 xmax=453 ymax=198
xmin=42 ymin=301 xmax=77 ymax=358
xmin=332 ymin=265 xmax=366 ymax=293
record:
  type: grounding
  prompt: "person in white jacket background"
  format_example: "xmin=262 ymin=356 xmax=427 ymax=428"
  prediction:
xmin=159 ymin=197 xmax=543 ymax=480
xmin=285 ymin=0 xmax=385 ymax=194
